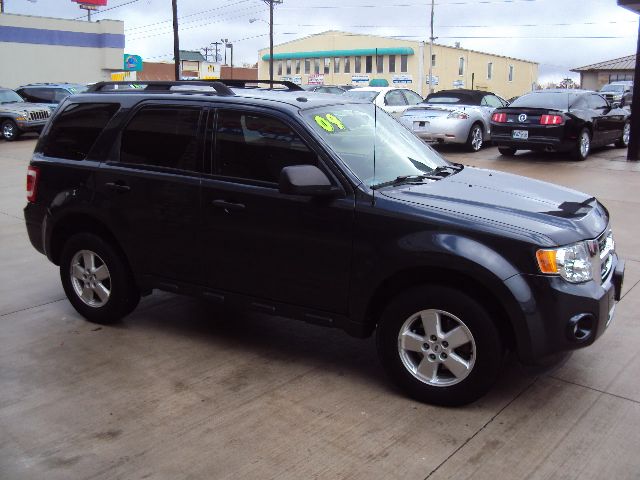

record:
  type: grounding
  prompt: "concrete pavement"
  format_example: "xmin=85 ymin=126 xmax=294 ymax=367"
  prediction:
xmin=1 ymin=137 xmax=639 ymax=479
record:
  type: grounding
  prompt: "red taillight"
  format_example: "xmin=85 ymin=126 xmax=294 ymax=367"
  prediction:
xmin=492 ymin=112 xmax=507 ymax=123
xmin=540 ymin=114 xmax=564 ymax=125
xmin=26 ymin=166 xmax=39 ymax=203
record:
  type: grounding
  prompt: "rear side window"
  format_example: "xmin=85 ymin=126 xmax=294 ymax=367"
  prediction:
xmin=120 ymin=106 xmax=201 ymax=172
xmin=42 ymin=103 xmax=119 ymax=160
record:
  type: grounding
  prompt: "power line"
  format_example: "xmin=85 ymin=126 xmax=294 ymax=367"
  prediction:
xmin=271 ymin=20 xmax=637 ymax=29
xmin=279 ymin=0 xmax=537 ymax=8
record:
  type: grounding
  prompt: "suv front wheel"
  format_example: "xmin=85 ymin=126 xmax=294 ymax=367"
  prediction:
xmin=60 ymin=233 xmax=140 ymax=324
xmin=376 ymin=285 xmax=503 ymax=406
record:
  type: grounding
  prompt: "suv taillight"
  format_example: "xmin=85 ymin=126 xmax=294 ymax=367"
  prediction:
xmin=492 ymin=112 xmax=507 ymax=123
xmin=540 ymin=114 xmax=564 ymax=125
xmin=26 ymin=166 xmax=39 ymax=203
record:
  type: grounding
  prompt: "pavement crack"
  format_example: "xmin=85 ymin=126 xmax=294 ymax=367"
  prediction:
xmin=621 ymin=278 xmax=640 ymax=301
xmin=423 ymin=376 xmax=539 ymax=480
xmin=548 ymin=375 xmax=640 ymax=405
xmin=0 ymin=298 xmax=67 ymax=318
xmin=0 ymin=210 xmax=23 ymax=221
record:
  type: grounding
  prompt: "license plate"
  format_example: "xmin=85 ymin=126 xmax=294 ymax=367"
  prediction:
xmin=512 ymin=130 xmax=528 ymax=139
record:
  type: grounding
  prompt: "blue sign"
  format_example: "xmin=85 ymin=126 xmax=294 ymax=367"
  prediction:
xmin=123 ymin=54 xmax=143 ymax=72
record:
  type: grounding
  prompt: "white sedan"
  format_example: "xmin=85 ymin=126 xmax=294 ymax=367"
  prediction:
xmin=343 ymin=87 xmax=424 ymax=118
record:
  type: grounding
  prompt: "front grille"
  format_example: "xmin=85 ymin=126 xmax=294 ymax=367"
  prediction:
xmin=28 ymin=110 xmax=50 ymax=121
xmin=598 ymin=229 xmax=614 ymax=282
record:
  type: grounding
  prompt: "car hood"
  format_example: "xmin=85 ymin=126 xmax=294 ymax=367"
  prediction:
xmin=380 ymin=166 xmax=609 ymax=245
xmin=0 ymin=102 xmax=51 ymax=114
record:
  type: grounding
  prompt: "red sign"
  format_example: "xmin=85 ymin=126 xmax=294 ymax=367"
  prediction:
xmin=72 ymin=0 xmax=107 ymax=5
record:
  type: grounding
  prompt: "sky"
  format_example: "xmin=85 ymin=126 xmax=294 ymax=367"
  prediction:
xmin=4 ymin=0 xmax=639 ymax=84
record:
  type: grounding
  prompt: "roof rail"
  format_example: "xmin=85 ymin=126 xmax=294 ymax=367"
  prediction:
xmin=218 ymin=79 xmax=304 ymax=91
xmin=85 ymin=79 xmax=304 ymax=95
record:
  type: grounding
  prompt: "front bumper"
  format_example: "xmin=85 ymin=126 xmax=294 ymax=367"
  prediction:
xmin=16 ymin=119 xmax=47 ymax=133
xmin=506 ymin=254 xmax=624 ymax=363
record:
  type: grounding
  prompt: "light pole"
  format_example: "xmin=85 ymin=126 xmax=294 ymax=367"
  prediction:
xmin=428 ymin=0 xmax=436 ymax=95
xmin=226 ymin=42 xmax=233 ymax=79
xmin=172 ymin=0 xmax=180 ymax=80
xmin=260 ymin=0 xmax=283 ymax=84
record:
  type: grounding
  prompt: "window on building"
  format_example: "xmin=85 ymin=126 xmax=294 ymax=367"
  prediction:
xmin=314 ymin=58 xmax=320 ymax=74
xmin=42 ymin=103 xmax=120 ymax=161
xmin=431 ymin=54 xmax=436 ymax=67
xmin=277 ymin=61 xmax=282 ymax=76
xmin=295 ymin=59 xmax=301 ymax=75
xmin=334 ymin=57 xmax=341 ymax=74
xmin=354 ymin=56 xmax=361 ymax=73
xmin=304 ymin=59 xmax=310 ymax=74
xmin=120 ymin=107 xmax=201 ymax=172
xmin=286 ymin=59 xmax=292 ymax=75
xmin=609 ymin=73 xmax=634 ymax=82
xmin=344 ymin=57 xmax=351 ymax=73
xmin=324 ymin=57 xmax=330 ymax=74
xmin=487 ymin=62 xmax=493 ymax=80
xmin=458 ymin=57 xmax=465 ymax=76
xmin=400 ymin=54 xmax=408 ymax=73
xmin=388 ymin=55 xmax=396 ymax=73
xmin=215 ymin=110 xmax=317 ymax=184
xmin=365 ymin=56 xmax=373 ymax=74
xmin=376 ymin=55 xmax=384 ymax=73
xmin=508 ymin=64 xmax=514 ymax=82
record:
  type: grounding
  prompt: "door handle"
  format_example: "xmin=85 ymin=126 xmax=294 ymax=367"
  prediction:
xmin=104 ymin=181 xmax=131 ymax=192
xmin=212 ymin=199 xmax=245 ymax=211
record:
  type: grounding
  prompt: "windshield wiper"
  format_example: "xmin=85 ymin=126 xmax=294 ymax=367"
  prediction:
xmin=371 ymin=174 xmax=440 ymax=190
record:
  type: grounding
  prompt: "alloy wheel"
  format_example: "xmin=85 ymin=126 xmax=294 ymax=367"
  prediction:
xmin=623 ymin=123 xmax=631 ymax=146
xmin=3 ymin=122 xmax=16 ymax=140
xmin=580 ymin=131 xmax=590 ymax=158
xmin=69 ymin=250 xmax=112 ymax=308
xmin=471 ymin=126 xmax=483 ymax=151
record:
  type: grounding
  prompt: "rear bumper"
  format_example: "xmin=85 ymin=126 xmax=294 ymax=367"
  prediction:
xmin=401 ymin=117 xmax=472 ymax=144
xmin=491 ymin=133 xmax=574 ymax=151
xmin=24 ymin=202 xmax=46 ymax=256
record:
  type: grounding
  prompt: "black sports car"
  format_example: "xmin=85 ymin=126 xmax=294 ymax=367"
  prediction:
xmin=490 ymin=89 xmax=630 ymax=160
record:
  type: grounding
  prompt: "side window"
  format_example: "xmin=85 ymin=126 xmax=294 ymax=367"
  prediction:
xmin=482 ymin=95 xmax=503 ymax=108
xmin=402 ymin=90 xmax=423 ymax=105
xmin=588 ymin=94 xmax=608 ymax=110
xmin=120 ymin=106 xmax=201 ymax=172
xmin=42 ymin=103 xmax=120 ymax=160
xmin=216 ymin=110 xmax=317 ymax=184
xmin=53 ymin=89 xmax=71 ymax=102
xmin=571 ymin=96 xmax=588 ymax=110
xmin=22 ymin=88 xmax=52 ymax=103
xmin=385 ymin=90 xmax=408 ymax=107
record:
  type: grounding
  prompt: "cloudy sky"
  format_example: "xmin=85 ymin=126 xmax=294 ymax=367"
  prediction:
xmin=5 ymin=0 xmax=639 ymax=83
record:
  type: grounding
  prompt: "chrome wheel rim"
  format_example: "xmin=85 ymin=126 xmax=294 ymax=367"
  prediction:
xmin=3 ymin=123 xmax=15 ymax=139
xmin=623 ymin=123 xmax=630 ymax=146
xmin=397 ymin=309 xmax=476 ymax=387
xmin=580 ymin=131 xmax=590 ymax=158
xmin=471 ymin=126 xmax=483 ymax=151
xmin=70 ymin=250 xmax=111 ymax=308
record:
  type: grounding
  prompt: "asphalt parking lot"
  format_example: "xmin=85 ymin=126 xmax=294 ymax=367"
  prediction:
xmin=1 ymin=136 xmax=640 ymax=479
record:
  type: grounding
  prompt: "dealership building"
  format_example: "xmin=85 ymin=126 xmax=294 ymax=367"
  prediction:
xmin=0 ymin=12 xmax=124 ymax=88
xmin=258 ymin=31 xmax=538 ymax=99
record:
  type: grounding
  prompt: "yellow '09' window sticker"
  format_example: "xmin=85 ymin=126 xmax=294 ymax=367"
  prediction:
xmin=314 ymin=114 xmax=346 ymax=132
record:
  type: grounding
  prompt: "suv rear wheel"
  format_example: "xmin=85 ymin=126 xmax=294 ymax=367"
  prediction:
xmin=60 ymin=233 xmax=140 ymax=324
xmin=376 ymin=285 xmax=503 ymax=406
xmin=2 ymin=120 xmax=20 ymax=141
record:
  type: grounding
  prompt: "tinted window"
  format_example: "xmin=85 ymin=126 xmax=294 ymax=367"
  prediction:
xmin=403 ymin=90 xmax=423 ymax=105
xmin=21 ymin=88 xmax=53 ymax=103
xmin=120 ymin=107 xmax=201 ymax=171
xmin=42 ymin=103 xmax=119 ymax=160
xmin=510 ymin=92 xmax=576 ymax=110
xmin=216 ymin=110 xmax=316 ymax=184
xmin=571 ymin=96 xmax=588 ymax=110
xmin=385 ymin=90 xmax=407 ymax=107
xmin=53 ymin=89 xmax=71 ymax=102
xmin=365 ymin=56 xmax=373 ymax=74
xmin=481 ymin=95 xmax=503 ymax=108
xmin=588 ymin=94 xmax=609 ymax=110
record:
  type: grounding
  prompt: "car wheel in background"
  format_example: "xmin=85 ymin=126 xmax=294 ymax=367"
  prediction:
xmin=466 ymin=123 xmax=484 ymax=152
xmin=498 ymin=147 xmax=517 ymax=156
xmin=2 ymin=120 xmax=20 ymax=141
xmin=615 ymin=121 xmax=631 ymax=148
xmin=573 ymin=128 xmax=591 ymax=161
xmin=60 ymin=233 xmax=140 ymax=324
xmin=376 ymin=285 xmax=503 ymax=406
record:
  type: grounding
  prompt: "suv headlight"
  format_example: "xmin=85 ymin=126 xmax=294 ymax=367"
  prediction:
xmin=536 ymin=241 xmax=593 ymax=283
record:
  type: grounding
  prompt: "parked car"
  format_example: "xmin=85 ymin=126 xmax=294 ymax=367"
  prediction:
xmin=344 ymin=86 xmax=423 ymax=117
xmin=304 ymin=85 xmax=347 ymax=94
xmin=491 ymin=89 xmax=630 ymax=160
xmin=598 ymin=81 xmax=633 ymax=105
xmin=0 ymin=88 xmax=52 ymax=141
xmin=24 ymin=80 xmax=624 ymax=406
xmin=400 ymin=89 xmax=509 ymax=152
xmin=16 ymin=83 xmax=88 ymax=106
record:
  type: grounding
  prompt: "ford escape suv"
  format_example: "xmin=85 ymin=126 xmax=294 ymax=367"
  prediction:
xmin=24 ymin=80 xmax=625 ymax=406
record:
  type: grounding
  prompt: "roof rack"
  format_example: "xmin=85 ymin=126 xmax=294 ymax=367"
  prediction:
xmin=85 ymin=79 xmax=303 ymax=96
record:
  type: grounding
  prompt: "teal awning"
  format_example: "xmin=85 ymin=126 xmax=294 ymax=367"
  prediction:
xmin=262 ymin=47 xmax=414 ymax=61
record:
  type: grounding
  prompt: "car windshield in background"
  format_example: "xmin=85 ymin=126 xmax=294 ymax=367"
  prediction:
xmin=0 ymin=90 xmax=25 ymax=103
xmin=343 ymin=90 xmax=379 ymax=102
xmin=425 ymin=95 xmax=465 ymax=104
xmin=600 ymin=85 xmax=625 ymax=93
xmin=69 ymin=85 xmax=88 ymax=94
xmin=509 ymin=92 xmax=577 ymax=110
xmin=301 ymin=103 xmax=448 ymax=188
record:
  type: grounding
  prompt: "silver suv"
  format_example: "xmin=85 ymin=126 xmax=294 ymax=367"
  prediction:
xmin=0 ymin=88 xmax=52 ymax=141
xmin=599 ymin=81 xmax=633 ymax=105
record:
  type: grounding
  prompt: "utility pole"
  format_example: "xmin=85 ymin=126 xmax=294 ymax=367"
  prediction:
xmin=201 ymin=46 xmax=209 ymax=62
xmin=172 ymin=0 xmax=180 ymax=80
xmin=262 ymin=0 xmax=283 ymax=84
xmin=212 ymin=41 xmax=221 ymax=62
xmin=221 ymin=38 xmax=228 ymax=65
xmin=428 ymin=0 xmax=436 ymax=95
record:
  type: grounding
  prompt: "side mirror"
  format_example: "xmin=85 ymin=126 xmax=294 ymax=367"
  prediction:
xmin=279 ymin=165 xmax=338 ymax=197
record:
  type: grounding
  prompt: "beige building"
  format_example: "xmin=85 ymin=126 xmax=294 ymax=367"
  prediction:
xmin=258 ymin=31 xmax=538 ymax=99
xmin=0 ymin=13 xmax=124 ymax=88
xmin=572 ymin=55 xmax=635 ymax=91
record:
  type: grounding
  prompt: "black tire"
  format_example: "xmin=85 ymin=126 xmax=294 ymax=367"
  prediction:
xmin=498 ymin=147 xmax=517 ymax=156
xmin=376 ymin=285 xmax=503 ymax=406
xmin=572 ymin=127 xmax=591 ymax=161
xmin=615 ymin=121 xmax=630 ymax=148
xmin=60 ymin=233 xmax=140 ymax=324
xmin=2 ymin=120 xmax=21 ymax=141
xmin=465 ymin=123 xmax=484 ymax=152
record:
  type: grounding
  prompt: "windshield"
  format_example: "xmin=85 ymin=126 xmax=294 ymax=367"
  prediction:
xmin=0 ymin=90 xmax=25 ymax=104
xmin=68 ymin=85 xmax=88 ymax=94
xmin=343 ymin=90 xmax=379 ymax=102
xmin=301 ymin=103 xmax=448 ymax=188
xmin=426 ymin=94 xmax=469 ymax=104
xmin=509 ymin=92 xmax=577 ymax=110
xmin=599 ymin=85 xmax=625 ymax=93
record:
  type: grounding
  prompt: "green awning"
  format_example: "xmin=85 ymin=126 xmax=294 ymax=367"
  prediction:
xmin=262 ymin=47 xmax=414 ymax=61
